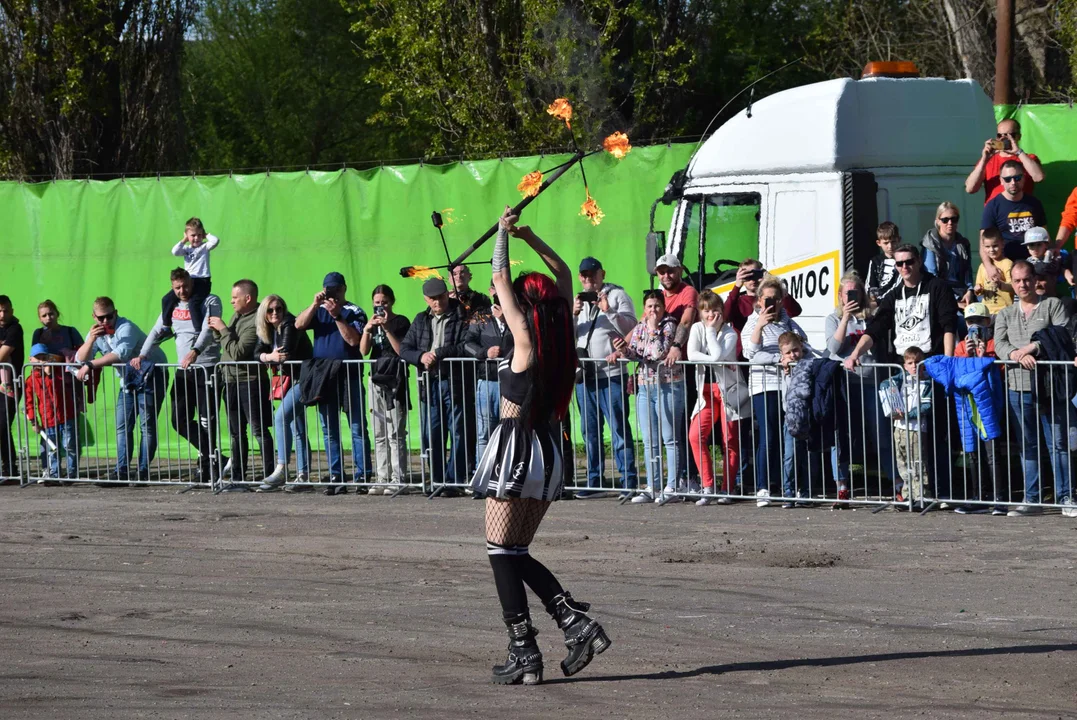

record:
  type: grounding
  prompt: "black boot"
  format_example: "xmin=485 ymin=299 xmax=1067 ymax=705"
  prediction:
xmin=546 ymin=592 xmax=611 ymax=676
xmin=491 ymin=615 xmax=543 ymax=685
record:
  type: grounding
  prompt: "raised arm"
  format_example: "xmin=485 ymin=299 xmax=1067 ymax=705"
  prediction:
xmin=492 ymin=210 xmax=533 ymax=372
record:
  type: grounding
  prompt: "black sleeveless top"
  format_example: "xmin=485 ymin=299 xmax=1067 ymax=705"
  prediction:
xmin=496 ymin=353 xmax=530 ymax=407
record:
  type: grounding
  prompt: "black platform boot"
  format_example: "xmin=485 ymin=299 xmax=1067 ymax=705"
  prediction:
xmin=545 ymin=592 xmax=611 ymax=676
xmin=491 ymin=614 xmax=543 ymax=685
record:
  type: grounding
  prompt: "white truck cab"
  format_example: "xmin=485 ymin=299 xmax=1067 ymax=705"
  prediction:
xmin=657 ymin=72 xmax=996 ymax=345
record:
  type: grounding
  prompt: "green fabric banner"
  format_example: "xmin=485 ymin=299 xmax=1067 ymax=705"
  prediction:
xmin=0 ymin=145 xmax=694 ymax=344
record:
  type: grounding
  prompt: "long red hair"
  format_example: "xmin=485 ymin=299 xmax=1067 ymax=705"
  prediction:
xmin=512 ymin=272 xmax=577 ymax=422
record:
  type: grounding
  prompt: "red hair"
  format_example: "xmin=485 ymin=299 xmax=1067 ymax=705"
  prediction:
xmin=513 ymin=272 xmax=577 ymax=422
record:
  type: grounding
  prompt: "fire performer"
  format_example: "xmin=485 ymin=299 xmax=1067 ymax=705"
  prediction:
xmin=471 ymin=206 xmax=611 ymax=685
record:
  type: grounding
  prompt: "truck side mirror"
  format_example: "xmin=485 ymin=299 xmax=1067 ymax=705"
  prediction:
xmin=645 ymin=231 xmax=664 ymax=275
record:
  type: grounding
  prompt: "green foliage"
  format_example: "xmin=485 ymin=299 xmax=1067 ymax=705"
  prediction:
xmin=184 ymin=0 xmax=424 ymax=169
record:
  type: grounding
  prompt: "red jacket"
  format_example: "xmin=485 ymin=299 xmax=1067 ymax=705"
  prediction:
xmin=723 ymin=284 xmax=803 ymax=358
xmin=25 ymin=368 xmax=79 ymax=428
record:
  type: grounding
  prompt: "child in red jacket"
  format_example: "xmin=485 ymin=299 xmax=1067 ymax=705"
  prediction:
xmin=25 ymin=344 xmax=80 ymax=481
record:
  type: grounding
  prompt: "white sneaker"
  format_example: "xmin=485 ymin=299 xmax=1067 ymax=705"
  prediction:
xmin=631 ymin=492 xmax=654 ymax=504
xmin=716 ymin=496 xmax=733 ymax=505
xmin=386 ymin=483 xmax=408 ymax=495
xmin=262 ymin=464 xmax=286 ymax=486
xmin=222 ymin=459 xmax=232 ymax=476
xmin=756 ymin=488 xmax=771 ymax=507
xmin=695 ymin=496 xmax=714 ymax=506
xmin=367 ymin=484 xmax=385 ymax=496
xmin=1061 ymin=497 xmax=1077 ymax=518
xmin=658 ymin=492 xmax=682 ymax=504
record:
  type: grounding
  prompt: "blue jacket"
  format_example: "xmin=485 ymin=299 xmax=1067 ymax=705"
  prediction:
xmin=922 ymin=356 xmax=1003 ymax=452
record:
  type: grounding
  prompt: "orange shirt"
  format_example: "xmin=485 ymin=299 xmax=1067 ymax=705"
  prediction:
xmin=1060 ymin=187 xmax=1077 ymax=233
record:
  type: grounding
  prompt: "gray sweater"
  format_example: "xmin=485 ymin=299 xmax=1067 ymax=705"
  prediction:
xmin=576 ymin=283 xmax=637 ymax=379
xmin=993 ymin=296 xmax=1070 ymax=392
xmin=141 ymin=295 xmax=223 ymax=366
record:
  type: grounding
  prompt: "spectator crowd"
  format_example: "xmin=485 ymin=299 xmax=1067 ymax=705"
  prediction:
xmin=3 ymin=120 xmax=1077 ymax=518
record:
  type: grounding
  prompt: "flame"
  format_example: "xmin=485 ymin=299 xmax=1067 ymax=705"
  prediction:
xmin=441 ymin=208 xmax=456 ymax=224
xmin=580 ymin=189 xmax=604 ymax=226
xmin=510 ymin=259 xmax=523 ymax=266
xmin=603 ymin=132 xmax=632 ymax=159
xmin=517 ymin=171 xmax=543 ymax=198
xmin=546 ymin=98 xmax=573 ymax=129
xmin=402 ymin=266 xmax=443 ymax=280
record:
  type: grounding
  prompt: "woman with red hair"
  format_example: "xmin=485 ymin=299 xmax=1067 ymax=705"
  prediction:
xmin=471 ymin=207 xmax=611 ymax=686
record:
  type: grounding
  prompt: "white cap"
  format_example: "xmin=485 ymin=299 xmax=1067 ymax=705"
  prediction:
xmin=655 ymin=253 xmax=682 ymax=270
xmin=1023 ymin=226 xmax=1050 ymax=245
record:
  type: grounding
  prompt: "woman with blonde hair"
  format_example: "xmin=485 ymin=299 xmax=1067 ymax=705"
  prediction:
xmin=922 ymin=201 xmax=974 ymax=309
xmin=825 ymin=271 xmax=895 ymax=505
xmin=254 ymin=295 xmax=314 ymax=491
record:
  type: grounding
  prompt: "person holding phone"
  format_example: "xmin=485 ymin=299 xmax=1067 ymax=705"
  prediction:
xmin=965 ymin=118 xmax=1043 ymax=204
xmin=573 ymin=256 xmax=638 ymax=497
xmin=723 ymin=258 xmax=802 ymax=356
xmin=741 ymin=278 xmax=809 ymax=507
xmin=824 ymin=272 xmax=895 ymax=505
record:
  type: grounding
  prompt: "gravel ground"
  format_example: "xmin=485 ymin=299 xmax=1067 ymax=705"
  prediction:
xmin=1 ymin=485 xmax=1075 ymax=719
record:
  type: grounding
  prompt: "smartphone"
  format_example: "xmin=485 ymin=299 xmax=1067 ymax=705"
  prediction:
xmin=1002 ymin=138 xmax=1012 ymax=152
xmin=846 ymin=289 xmax=861 ymax=306
xmin=989 ymin=138 xmax=1004 ymax=152
xmin=967 ymin=325 xmax=983 ymax=343
xmin=577 ymin=291 xmax=599 ymax=303
xmin=374 ymin=306 xmax=386 ymax=318
xmin=747 ymin=269 xmax=765 ymax=281
xmin=491 ymin=294 xmax=500 ymax=307
xmin=763 ymin=296 xmax=777 ymax=312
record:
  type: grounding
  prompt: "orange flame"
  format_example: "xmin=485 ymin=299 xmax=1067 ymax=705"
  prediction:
xmin=580 ymin=189 xmax=604 ymax=226
xmin=517 ymin=171 xmax=543 ymax=198
xmin=603 ymin=132 xmax=632 ymax=159
xmin=402 ymin=266 xmax=443 ymax=280
xmin=546 ymin=98 xmax=573 ymax=129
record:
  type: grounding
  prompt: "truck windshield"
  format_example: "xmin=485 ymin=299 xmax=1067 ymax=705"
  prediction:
xmin=679 ymin=192 xmax=761 ymax=288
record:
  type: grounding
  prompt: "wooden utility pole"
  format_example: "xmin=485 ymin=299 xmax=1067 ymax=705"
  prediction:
xmin=994 ymin=0 xmax=1015 ymax=104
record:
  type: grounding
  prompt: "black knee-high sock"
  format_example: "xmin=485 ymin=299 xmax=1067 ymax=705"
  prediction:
xmin=488 ymin=551 xmax=529 ymax=621
xmin=514 ymin=553 xmax=564 ymax=608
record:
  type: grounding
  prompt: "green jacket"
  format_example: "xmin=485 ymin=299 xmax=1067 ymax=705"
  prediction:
xmin=217 ymin=308 xmax=266 ymax=382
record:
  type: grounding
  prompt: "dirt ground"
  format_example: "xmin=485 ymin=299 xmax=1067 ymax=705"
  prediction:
xmin=1 ymin=486 xmax=1075 ymax=719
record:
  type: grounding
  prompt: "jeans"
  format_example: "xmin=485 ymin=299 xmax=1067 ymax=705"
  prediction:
xmin=224 ymin=378 xmax=275 ymax=482
xmin=0 ymin=393 xmax=17 ymax=476
xmin=1007 ymin=389 xmax=1073 ymax=504
xmin=831 ymin=373 xmax=897 ymax=488
xmin=419 ymin=374 xmax=470 ymax=485
xmin=635 ymin=379 xmax=686 ymax=492
xmin=317 ymin=368 xmax=372 ymax=480
xmin=275 ymin=383 xmax=309 ymax=474
xmin=171 ymin=367 xmax=220 ymax=472
xmin=575 ymin=373 xmax=637 ymax=489
xmin=475 ymin=379 xmax=501 ymax=462
xmin=782 ymin=427 xmax=829 ymax=498
xmin=42 ymin=419 xmax=79 ymax=478
xmin=115 ymin=368 xmax=168 ymax=475
xmin=752 ymin=391 xmax=782 ymax=492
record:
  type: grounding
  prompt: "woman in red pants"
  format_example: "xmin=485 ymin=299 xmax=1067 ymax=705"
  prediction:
xmin=688 ymin=291 xmax=751 ymax=505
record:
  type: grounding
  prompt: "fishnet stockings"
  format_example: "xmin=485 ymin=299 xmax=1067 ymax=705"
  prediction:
xmin=485 ymin=497 xmax=550 ymax=546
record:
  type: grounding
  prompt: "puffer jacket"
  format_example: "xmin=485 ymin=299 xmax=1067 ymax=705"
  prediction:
xmin=785 ymin=358 xmax=845 ymax=450
xmin=922 ymin=356 xmax=1003 ymax=453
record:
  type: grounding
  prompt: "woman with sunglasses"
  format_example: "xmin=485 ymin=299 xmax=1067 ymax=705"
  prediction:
xmin=922 ymin=202 xmax=974 ymax=317
xmin=255 ymin=295 xmax=314 ymax=491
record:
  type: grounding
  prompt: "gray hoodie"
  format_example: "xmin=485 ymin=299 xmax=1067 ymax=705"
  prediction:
xmin=575 ymin=283 xmax=637 ymax=379
xmin=141 ymin=295 xmax=223 ymax=366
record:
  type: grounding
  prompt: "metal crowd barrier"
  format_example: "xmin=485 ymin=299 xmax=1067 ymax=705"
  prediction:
xmin=8 ymin=352 xmax=1077 ymax=518
xmin=0 ymin=361 xmax=29 ymax=485
xmin=915 ymin=359 xmax=1077 ymax=516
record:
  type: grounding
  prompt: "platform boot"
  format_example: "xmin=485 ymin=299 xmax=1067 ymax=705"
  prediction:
xmin=545 ymin=592 xmax=611 ymax=676
xmin=491 ymin=614 xmax=543 ymax=685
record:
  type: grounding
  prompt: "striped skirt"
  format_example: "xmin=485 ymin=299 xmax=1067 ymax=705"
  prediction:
xmin=471 ymin=419 xmax=563 ymax=501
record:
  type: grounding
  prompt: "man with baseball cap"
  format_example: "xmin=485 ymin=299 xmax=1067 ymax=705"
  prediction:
xmin=295 ymin=271 xmax=372 ymax=493
xmin=654 ymin=253 xmax=699 ymax=490
xmin=401 ymin=276 xmax=473 ymax=494
xmin=574 ymin=255 xmax=638 ymax=497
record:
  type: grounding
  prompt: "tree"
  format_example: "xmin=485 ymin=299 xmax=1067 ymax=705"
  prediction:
xmin=183 ymin=0 xmax=421 ymax=170
xmin=0 ymin=0 xmax=196 ymax=178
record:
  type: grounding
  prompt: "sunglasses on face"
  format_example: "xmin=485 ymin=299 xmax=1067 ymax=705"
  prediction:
xmin=267 ymin=307 xmax=283 ymax=314
xmin=95 ymin=311 xmax=116 ymax=322
xmin=996 ymin=132 xmax=1017 ymax=138
xmin=894 ymin=259 xmax=916 ymax=268
xmin=939 ymin=216 xmax=959 ymax=224
xmin=1001 ymin=174 xmax=1024 ymax=184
